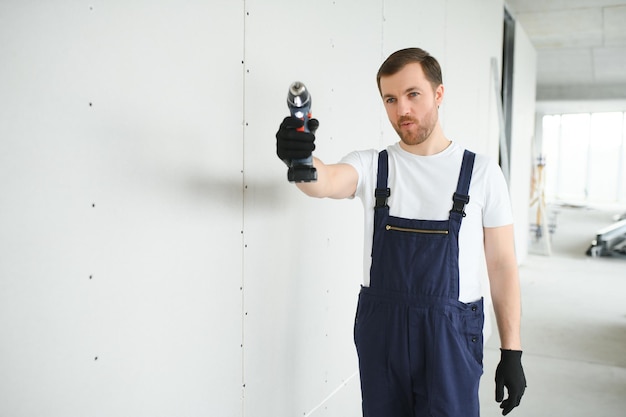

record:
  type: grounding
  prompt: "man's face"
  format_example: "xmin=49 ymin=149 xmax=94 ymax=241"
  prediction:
xmin=379 ymin=63 xmax=444 ymax=146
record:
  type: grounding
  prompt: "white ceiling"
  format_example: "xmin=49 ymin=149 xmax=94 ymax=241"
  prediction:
xmin=506 ymin=0 xmax=626 ymax=101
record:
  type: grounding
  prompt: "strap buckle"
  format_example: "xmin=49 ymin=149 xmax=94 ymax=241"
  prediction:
xmin=451 ymin=192 xmax=470 ymax=217
xmin=375 ymin=188 xmax=391 ymax=208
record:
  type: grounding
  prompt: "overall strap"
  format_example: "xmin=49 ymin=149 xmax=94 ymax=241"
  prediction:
xmin=375 ymin=150 xmax=391 ymax=208
xmin=450 ymin=150 xmax=476 ymax=217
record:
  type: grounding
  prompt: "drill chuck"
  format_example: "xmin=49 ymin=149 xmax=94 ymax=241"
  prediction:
xmin=287 ymin=82 xmax=311 ymax=119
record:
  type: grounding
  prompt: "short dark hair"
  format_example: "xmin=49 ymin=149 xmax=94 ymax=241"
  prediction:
xmin=376 ymin=47 xmax=443 ymax=94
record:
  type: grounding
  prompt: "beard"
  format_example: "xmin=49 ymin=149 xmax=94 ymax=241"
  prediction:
xmin=393 ymin=107 xmax=438 ymax=146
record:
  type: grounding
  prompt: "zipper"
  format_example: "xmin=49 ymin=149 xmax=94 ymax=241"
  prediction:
xmin=385 ymin=225 xmax=449 ymax=235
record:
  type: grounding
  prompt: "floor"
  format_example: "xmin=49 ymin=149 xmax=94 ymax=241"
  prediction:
xmin=478 ymin=205 xmax=626 ymax=416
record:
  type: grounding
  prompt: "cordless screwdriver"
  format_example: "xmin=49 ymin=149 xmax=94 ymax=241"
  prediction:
xmin=286 ymin=81 xmax=317 ymax=182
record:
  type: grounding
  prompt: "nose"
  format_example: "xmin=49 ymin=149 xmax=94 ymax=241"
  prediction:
xmin=396 ymin=97 xmax=410 ymax=116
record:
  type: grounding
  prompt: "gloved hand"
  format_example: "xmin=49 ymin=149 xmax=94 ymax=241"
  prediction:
xmin=276 ymin=116 xmax=319 ymax=166
xmin=495 ymin=349 xmax=526 ymax=415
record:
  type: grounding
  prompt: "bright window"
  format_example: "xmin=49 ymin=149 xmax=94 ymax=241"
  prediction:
xmin=542 ymin=112 xmax=626 ymax=205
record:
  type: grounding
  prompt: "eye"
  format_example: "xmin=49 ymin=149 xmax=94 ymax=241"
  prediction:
xmin=409 ymin=91 xmax=420 ymax=98
xmin=385 ymin=97 xmax=397 ymax=104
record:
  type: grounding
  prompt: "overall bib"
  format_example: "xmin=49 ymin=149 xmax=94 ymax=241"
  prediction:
xmin=354 ymin=150 xmax=484 ymax=417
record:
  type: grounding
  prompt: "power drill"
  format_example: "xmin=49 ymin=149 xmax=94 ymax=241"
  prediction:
xmin=286 ymin=81 xmax=317 ymax=182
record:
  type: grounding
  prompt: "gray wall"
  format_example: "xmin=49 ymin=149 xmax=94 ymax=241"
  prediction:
xmin=0 ymin=1 xmax=535 ymax=416
xmin=510 ymin=21 xmax=537 ymax=265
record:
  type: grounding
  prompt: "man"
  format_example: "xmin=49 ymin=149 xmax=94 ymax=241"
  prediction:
xmin=276 ymin=48 xmax=526 ymax=417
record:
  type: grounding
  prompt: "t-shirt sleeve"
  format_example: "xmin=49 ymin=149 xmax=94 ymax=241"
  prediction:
xmin=339 ymin=149 xmax=377 ymax=200
xmin=482 ymin=158 xmax=514 ymax=228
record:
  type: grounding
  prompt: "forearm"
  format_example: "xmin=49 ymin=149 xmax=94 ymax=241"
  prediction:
xmin=295 ymin=157 xmax=332 ymax=198
xmin=295 ymin=157 xmax=357 ymax=199
xmin=484 ymin=225 xmax=522 ymax=350
xmin=490 ymin=264 xmax=522 ymax=350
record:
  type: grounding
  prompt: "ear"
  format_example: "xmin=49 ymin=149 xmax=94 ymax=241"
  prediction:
xmin=435 ymin=84 xmax=444 ymax=105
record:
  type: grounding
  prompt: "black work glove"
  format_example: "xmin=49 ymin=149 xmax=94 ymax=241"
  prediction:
xmin=495 ymin=349 xmax=526 ymax=415
xmin=275 ymin=116 xmax=319 ymax=166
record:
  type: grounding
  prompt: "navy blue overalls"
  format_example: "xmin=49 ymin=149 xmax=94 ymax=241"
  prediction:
xmin=354 ymin=149 xmax=484 ymax=417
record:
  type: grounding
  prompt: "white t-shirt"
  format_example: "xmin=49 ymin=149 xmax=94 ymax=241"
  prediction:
xmin=340 ymin=141 xmax=513 ymax=303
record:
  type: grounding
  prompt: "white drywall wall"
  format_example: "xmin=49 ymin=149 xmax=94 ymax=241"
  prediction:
xmin=0 ymin=2 xmax=245 ymax=416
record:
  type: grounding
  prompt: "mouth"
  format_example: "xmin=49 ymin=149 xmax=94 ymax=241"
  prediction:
xmin=398 ymin=118 xmax=416 ymax=129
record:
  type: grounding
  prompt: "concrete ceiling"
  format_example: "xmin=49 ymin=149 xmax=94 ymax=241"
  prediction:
xmin=506 ymin=0 xmax=626 ymax=101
